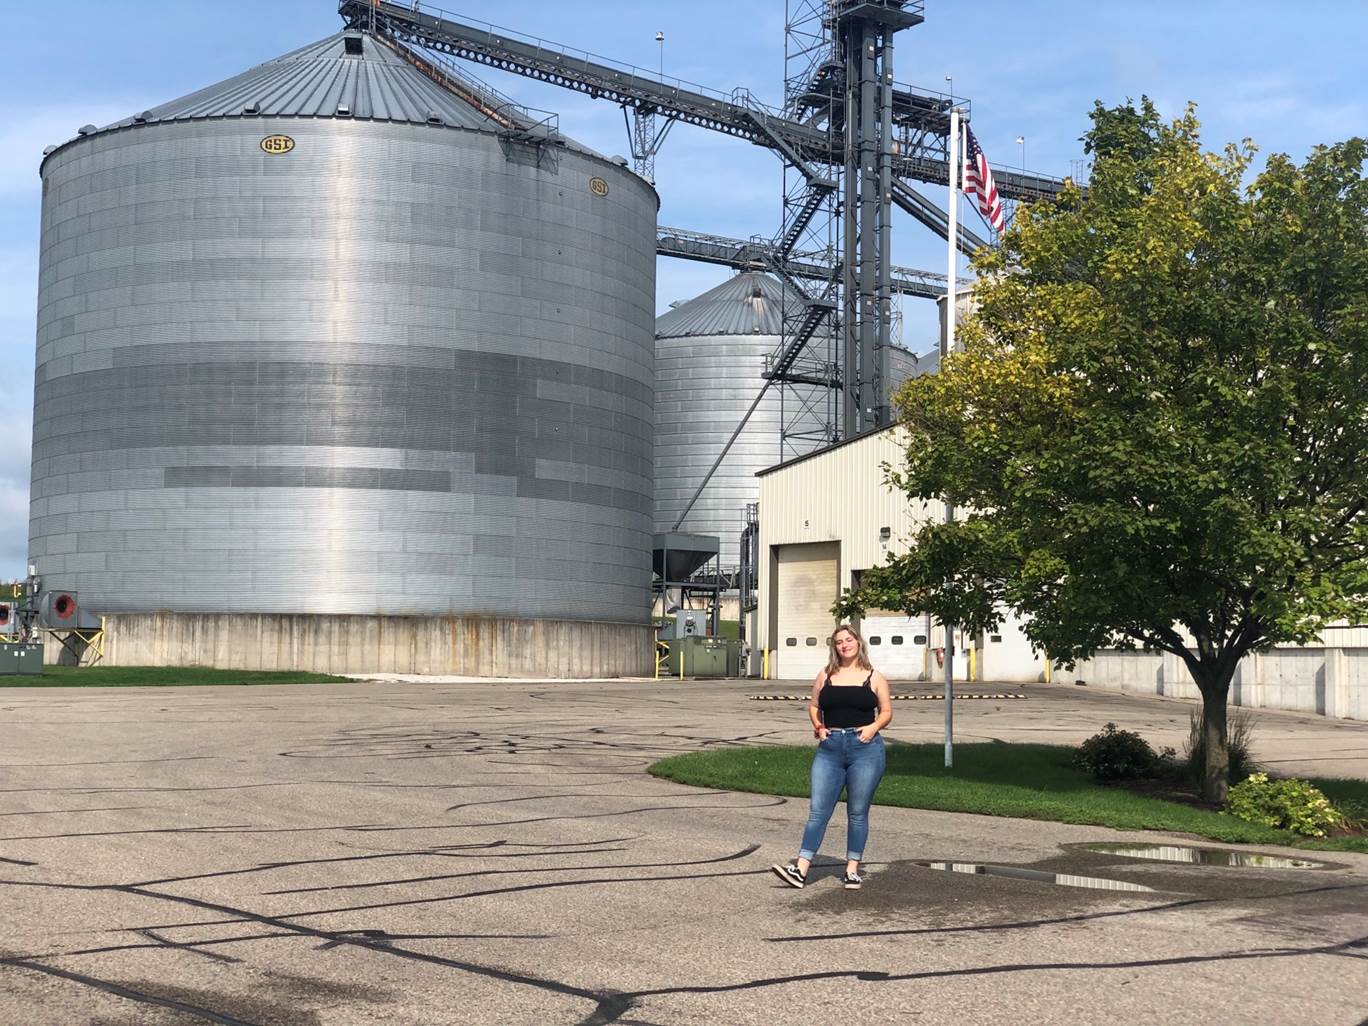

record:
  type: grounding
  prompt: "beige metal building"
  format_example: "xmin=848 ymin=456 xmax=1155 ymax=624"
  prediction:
xmin=752 ymin=425 xmax=1044 ymax=683
xmin=753 ymin=425 xmax=1365 ymax=719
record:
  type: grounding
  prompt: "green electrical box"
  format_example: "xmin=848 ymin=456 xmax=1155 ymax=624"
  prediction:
xmin=667 ymin=635 xmax=730 ymax=678
xmin=0 ymin=644 xmax=44 ymax=676
xmin=725 ymin=639 xmax=743 ymax=678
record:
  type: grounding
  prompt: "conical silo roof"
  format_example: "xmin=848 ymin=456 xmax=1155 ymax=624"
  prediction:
xmin=656 ymin=271 xmax=805 ymax=338
xmin=47 ymin=29 xmax=596 ymax=159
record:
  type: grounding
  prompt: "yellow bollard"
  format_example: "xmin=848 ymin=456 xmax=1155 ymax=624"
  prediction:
xmin=762 ymin=648 xmax=769 ymax=680
xmin=1044 ymin=654 xmax=1052 ymax=684
xmin=679 ymin=650 xmax=685 ymax=680
xmin=968 ymin=647 xmax=976 ymax=683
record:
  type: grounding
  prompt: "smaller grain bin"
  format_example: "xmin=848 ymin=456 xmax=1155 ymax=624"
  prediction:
xmin=655 ymin=272 xmax=929 ymax=570
xmin=654 ymin=272 xmax=826 ymax=569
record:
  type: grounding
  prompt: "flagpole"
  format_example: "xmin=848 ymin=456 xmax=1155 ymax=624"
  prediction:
xmin=943 ymin=107 xmax=960 ymax=770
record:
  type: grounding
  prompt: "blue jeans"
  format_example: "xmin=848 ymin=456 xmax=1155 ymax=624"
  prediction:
xmin=799 ymin=729 xmax=886 ymax=863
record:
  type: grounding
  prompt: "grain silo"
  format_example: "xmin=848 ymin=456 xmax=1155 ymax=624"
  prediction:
xmin=30 ymin=30 xmax=657 ymax=676
xmin=888 ymin=344 xmax=935 ymax=391
xmin=654 ymin=272 xmax=827 ymax=570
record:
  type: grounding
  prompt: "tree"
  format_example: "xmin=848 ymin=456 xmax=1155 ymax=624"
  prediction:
xmin=838 ymin=102 xmax=1368 ymax=802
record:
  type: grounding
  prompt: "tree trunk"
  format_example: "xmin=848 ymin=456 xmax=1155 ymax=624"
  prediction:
xmin=1191 ymin=667 xmax=1234 ymax=803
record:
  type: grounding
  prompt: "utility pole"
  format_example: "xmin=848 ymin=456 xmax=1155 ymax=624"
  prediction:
xmin=943 ymin=105 xmax=960 ymax=769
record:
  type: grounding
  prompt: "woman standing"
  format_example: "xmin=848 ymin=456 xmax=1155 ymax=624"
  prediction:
xmin=771 ymin=623 xmax=892 ymax=890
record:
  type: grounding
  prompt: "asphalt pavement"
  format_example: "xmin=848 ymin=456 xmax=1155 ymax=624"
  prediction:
xmin=0 ymin=676 xmax=1364 ymax=1025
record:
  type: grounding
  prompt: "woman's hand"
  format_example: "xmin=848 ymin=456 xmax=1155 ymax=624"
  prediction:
xmin=814 ymin=726 xmax=830 ymax=741
xmin=856 ymin=725 xmax=878 ymax=743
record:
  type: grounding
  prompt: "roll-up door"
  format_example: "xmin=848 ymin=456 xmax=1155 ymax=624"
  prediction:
xmin=860 ymin=613 xmax=928 ymax=680
xmin=775 ymin=542 xmax=839 ymax=681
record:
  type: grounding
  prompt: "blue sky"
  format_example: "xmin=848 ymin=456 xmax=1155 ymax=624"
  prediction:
xmin=2 ymin=1 xmax=1365 ymax=580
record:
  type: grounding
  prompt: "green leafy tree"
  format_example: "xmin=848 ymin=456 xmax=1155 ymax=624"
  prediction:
xmin=837 ymin=101 xmax=1368 ymax=802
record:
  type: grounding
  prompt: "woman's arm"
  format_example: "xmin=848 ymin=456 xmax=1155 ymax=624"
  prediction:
xmin=858 ymin=670 xmax=893 ymax=742
xmin=809 ymin=670 xmax=828 ymax=740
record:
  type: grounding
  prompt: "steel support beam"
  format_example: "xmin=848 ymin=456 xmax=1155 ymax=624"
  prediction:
xmin=655 ymin=225 xmax=960 ymax=299
xmin=891 ymin=179 xmax=991 ymax=255
xmin=839 ymin=8 xmax=899 ymax=437
xmin=339 ymin=0 xmax=1081 ymax=456
xmin=337 ymin=0 xmax=1071 ymax=202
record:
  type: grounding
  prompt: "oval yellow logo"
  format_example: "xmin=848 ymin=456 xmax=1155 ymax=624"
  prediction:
xmin=589 ymin=176 xmax=609 ymax=197
xmin=260 ymin=135 xmax=295 ymax=155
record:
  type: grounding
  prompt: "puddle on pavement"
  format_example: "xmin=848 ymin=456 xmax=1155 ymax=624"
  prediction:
xmin=1083 ymin=843 xmax=1325 ymax=870
xmin=916 ymin=861 xmax=1157 ymax=892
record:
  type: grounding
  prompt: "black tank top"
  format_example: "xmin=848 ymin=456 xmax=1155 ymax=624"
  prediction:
xmin=818 ymin=672 xmax=877 ymax=728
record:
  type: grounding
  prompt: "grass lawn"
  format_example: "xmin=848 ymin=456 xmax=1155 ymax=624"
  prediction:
xmin=0 ymin=665 xmax=356 ymax=688
xmin=648 ymin=741 xmax=1368 ymax=854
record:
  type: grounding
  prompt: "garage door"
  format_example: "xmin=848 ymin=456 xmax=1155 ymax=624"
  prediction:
xmin=775 ymin=542 xmax=839 ymax=681
xmin=861 ymin=613 xmax=929 ymax=681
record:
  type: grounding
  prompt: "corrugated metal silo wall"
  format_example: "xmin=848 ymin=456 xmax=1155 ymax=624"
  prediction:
xmin=654 ymin=330 xmax=824 ymax=568
xmin=31 ymin=119 xmax=656 ymax=624
xmin=887 ymin=345 xmax=921 ymax=394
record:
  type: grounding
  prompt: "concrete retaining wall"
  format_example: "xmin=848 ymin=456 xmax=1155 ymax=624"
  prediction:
xmin=1066 ymin=646 xmax=1368 ymax=721
xmin=70 ymin=613 xmax=653 ymax=678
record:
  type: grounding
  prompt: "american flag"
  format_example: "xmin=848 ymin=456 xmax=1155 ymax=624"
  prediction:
xmin=962 ymin=126 xmax=1004 ymax=233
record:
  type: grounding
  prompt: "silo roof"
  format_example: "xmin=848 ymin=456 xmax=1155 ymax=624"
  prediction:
xmin=656 ymin=272 xmax=804 ymax=338
xmin=656 ymin=270 xmax=932 ymax=374
xmin=61 ymin=30 xmax=590 ymax=149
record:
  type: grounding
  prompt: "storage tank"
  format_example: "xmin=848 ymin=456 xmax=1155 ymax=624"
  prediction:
xmin=29 ymin=30 xmax=657 ymax=675
xmin=888 ymin=343 xmax=936 ymax=391
xmin=654 ymin=272 xmax=826 ymax=569
xmin=654 ymin=272 xmax=926 ymax=571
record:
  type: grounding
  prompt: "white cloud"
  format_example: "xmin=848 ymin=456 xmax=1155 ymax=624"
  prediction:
xmin=0 ymin=248 xmax=39 ymax=339
xmin=0 ymin=101 xmax=151 ymax=201
xmin=0 ymin=244 xmax=36 ymax=581
xmin=0 ymin=415 xmax=30 ymax=580
xmin=0 ymin=251 xmax=38 ymax=487
xmin=0 ymin=492 xmax=28 ymax=579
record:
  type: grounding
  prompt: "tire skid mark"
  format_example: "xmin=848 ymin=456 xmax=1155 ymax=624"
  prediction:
xmin=132 ymin=837 xmax=636 ymax=887
xmin=1 ymin=877 xmax=633 ymax=1021
xmin=344 ymin=797 xmax=786 ymax=832
xmin=3 ymin=957 xmax=264 ymax=1026
xmin=262 ymin=843 xmax=762 ymax=896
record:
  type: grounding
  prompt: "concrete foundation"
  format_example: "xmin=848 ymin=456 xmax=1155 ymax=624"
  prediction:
xmin=1062 ymin=645 xmax=1368 ymax=721
xmin=67 ymin=613 xmax=653 ymax=678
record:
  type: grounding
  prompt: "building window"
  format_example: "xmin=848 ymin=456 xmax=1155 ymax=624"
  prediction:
xmin=869 ymin=636 xmax=881 ymax=645
xmin=913 ymin=634 xmax=927 ymax=645
xmin=805 ymin=637 xmax=818 ymax=646
xmin=786 ymin=637 xmax=797 ymax=647
xmin=891 ymin=636 xmax=904 ymax=645
xmin=991 ymin=634 xmax=1003 ymax=643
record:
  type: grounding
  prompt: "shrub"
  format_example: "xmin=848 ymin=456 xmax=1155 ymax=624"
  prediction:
xmin=1184 ymin=707 xmax=1259 ymax=784
xmin=1335 ymin=800 xmax=1367 ymax=833
xmin=1154 ymin=744 xmax=1181 ymax=779
xmin=1075 ymin=723 xmax=1157 ymax=780
xmin=1226 ymin=773 xmax=1341 ymax=837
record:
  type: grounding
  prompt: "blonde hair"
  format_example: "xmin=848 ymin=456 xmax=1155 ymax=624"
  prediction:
xmin=825 ymin=623 xmax=873 ymax=675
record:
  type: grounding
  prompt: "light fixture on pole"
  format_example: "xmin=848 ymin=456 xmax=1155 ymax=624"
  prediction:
xmin=656 ymin=31 xmax=664 ymax=80
xmin=1016 ymin=134 xmax=1025 ymax=170
xmin=944 ymin=73 xmax=953 ymax=100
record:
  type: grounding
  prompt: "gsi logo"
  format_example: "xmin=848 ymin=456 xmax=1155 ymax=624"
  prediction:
xmin=260 ymin=135 xmax=295 ymax=155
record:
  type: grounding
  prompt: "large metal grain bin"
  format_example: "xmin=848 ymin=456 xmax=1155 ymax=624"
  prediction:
xmin=29 ymin=30 xmax=657 ymax=676
xmin=654 ymin=272 xmax=923 ymax=571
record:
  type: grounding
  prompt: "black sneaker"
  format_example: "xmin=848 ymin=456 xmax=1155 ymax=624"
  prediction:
xmin=842 ymin=871 xmax=863 ymax=890
xmin=771 ymin=862 xmax=806 ymax=888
